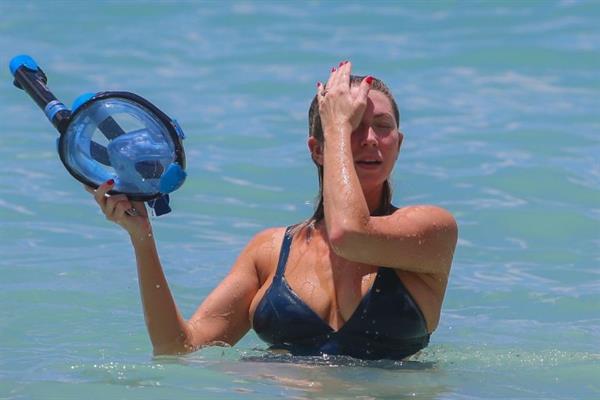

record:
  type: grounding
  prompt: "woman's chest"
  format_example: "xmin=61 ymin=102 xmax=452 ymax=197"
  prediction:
xmin=251 ymin=243 xmax=379 ymax=329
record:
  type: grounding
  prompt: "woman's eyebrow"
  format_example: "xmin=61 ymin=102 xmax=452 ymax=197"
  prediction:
xmin=373 ymin=113 xmax=394 ymax=120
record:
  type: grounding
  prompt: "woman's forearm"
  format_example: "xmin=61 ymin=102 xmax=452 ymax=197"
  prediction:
xmin=322 ymin=124 xmax=371 ymax=244
xmin=129 ymin=227 xmax=192 ymax=354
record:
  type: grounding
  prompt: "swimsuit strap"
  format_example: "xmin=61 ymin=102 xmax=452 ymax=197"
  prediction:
xmin=273 ymin=226 xmax=295 ymax=283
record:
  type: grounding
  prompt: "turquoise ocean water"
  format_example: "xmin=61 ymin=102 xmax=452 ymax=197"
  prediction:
xmin=1 ymin=1 xmax=599 ymax=399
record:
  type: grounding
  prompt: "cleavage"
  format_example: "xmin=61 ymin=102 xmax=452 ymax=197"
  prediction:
xmin=283 ymin=248 xmax=378 ymax=330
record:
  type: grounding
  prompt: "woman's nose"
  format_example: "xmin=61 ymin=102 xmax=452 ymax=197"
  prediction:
xmin=360 ymin=127 xmax=378 ymax=147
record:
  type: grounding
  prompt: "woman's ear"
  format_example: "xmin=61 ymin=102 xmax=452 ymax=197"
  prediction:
xmin=308 ymin=136 xmax=324 ymax=166
xmin=397 ymin=131 xmax=404 ymax=157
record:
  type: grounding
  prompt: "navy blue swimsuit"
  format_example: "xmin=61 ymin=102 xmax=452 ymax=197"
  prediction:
xmin=253 ymin=226 xmax=431 ymax=360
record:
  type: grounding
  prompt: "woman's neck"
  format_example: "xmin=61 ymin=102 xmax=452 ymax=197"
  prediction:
xmin=364 ymin=184 xmax=385 ymax=215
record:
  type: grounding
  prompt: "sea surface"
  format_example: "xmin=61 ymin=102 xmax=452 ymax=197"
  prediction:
xmin=0 ymin=1 xmax=598 ymax=399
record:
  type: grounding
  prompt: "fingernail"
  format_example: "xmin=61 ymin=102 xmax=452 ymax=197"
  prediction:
xmin=339 ymin=61 xmax=344 ymax=67
xmin=317 ymin=81 xmax=321 ymax=88
xmin=331 ymin=67 xmax=336 ymax=72
xmin=106 ymin=179 xmax=115 ymax=185
xmin=365 ymin=76 xmax=374 ymax=85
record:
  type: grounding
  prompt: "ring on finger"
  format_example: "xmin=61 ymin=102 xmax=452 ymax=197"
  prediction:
xmin=125 ymin=207 xmax=139 ymax=217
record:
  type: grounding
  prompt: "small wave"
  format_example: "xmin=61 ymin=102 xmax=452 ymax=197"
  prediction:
xmin=240 ymin=350 xmax=435 ymax=370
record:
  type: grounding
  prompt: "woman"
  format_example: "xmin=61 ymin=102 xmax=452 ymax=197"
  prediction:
xmin=86 ymin=61 xmax=458 ymax=360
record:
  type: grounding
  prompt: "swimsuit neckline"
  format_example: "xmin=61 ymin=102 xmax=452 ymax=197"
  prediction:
xmin=279 ymin=272 xmax=376 ymax=335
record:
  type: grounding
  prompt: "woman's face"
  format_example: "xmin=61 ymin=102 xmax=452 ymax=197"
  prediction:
xmin=350 ymin=89 xmax=403 ymax=190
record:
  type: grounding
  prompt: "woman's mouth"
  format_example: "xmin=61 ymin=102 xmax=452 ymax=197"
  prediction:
xmin=356 ymin=159 xmax=382 ymax=168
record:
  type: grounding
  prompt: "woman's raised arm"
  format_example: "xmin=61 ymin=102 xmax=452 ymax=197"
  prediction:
xmin=316 ymin=62 xmax=458 ymax=277
xmin=87 ymin=181 xmax=265 ymax=355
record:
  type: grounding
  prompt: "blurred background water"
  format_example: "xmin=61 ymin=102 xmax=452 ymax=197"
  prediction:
xmin=0 ymin=1 xmax=598 ymax=399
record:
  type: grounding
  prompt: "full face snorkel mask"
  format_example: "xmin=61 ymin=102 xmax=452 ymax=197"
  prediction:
xmin=9 ymin=55 xmax=187 ymax=215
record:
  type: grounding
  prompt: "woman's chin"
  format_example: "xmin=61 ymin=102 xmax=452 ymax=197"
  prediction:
xmin=357 ymin=175 xmax=387 ymax=191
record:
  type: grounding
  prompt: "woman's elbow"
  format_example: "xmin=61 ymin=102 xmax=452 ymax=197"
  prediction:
xmin=327 ymin=225 xmax=345 ymax=250
xmin=432 ymin=215 xmax=458 ymax=274
xmin=150 ymin=326 xmax=197 ymax=356
xmin=327 ymin=225 xmax=362 ymax=259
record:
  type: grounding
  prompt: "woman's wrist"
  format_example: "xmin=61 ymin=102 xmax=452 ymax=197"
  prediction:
xmin=322 ymin=121 xmax=353 ymax=142
xmin=127 ymin=219 xmax=154 ymax=243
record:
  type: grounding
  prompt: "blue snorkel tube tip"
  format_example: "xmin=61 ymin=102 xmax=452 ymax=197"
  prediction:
xmin=10 ymin=54 xmax=72 ymax=135
xmin=9 ymin=54 xmax=39 ymax=76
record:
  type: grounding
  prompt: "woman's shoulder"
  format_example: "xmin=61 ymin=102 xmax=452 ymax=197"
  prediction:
xmin=393 ymin=204 xmax=455 ymax=219
xmin=244 ymin=226 xmax=287 ymax=261
xmin=245 ymin=226 xmax=288 ymax=284
xmin=248 ymin=226 xmax=287 ymax=246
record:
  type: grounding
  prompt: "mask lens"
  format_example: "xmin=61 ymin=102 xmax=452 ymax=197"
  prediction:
xmin=62 ymin=97 xmax=177 ymax=196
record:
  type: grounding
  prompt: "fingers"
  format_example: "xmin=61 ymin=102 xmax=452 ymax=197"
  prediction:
xmin=339 ymin=60 xmax=351 ymax=87
xmin=353 ymin=75 xmax=372 ymax=110
xmin=326 ymin=60 xmax=350 ymax=91
xmin=105 ymin=193 xmax=131 ymax=221
xmin=85 ymin=179 xmax=135 ymax=222
xmin=317 ymin=81 xmax=326 ymax=97
xmin=93 ymin=179 xmax=114 ymax=207
xmin=327 ymin=63 xmax=338 ymax=87
xmin=128 ymin=201 xmax=149 ymax=218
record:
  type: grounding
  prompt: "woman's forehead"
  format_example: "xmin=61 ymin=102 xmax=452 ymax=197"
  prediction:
xmin=350 ymin=87 xmax=394 ymax=116
xmin=371 ymin=91 xmax=394 ymax=115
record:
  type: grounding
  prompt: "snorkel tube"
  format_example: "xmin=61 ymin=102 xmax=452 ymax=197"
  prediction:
xmin=9 ymin=55 xmax=187 ymax=215
xmin=10 ymin=55 xmax=72 ymax=134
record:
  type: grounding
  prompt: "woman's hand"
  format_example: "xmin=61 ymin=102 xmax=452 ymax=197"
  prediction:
xmin=317 ymin=61 xmax=372 ymax=136
xmin=85 ymin=179 xmax=151 ymax=237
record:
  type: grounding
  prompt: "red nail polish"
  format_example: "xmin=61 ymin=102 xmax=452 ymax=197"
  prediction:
xmin=365 ymin=76 xmax=373 ymax=85
xmin=331 ymin=67 xmax=336 ymax=73
xmin=317 ymin=81 xmax=321 ymax=88
xmin=107 ymin=179 xmax=114 ymax=185
xmin=339 ymin=61 xmax=344 ymax=67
